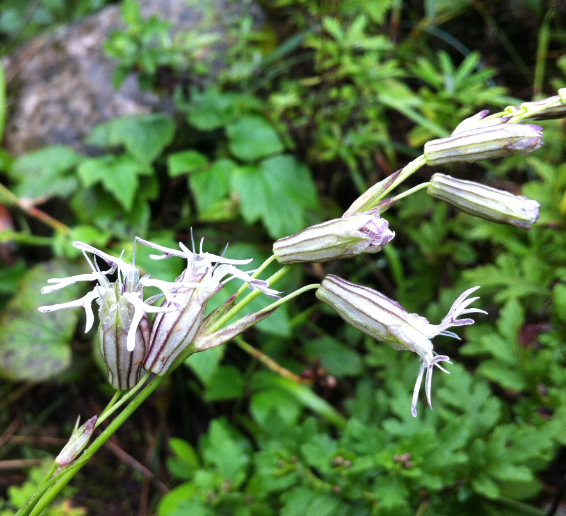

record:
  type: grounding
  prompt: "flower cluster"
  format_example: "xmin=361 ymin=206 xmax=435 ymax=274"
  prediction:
xmin=39 ymin=239 xmax=278 ymax=389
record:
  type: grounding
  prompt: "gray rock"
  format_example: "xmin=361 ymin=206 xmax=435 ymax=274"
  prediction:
xmin=2 ymin=0 xmax=259 ymax=156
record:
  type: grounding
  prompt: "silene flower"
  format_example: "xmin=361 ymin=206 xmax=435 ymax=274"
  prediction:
xmin=135 ymin=238 xmax=280 ymax=375
xmin=424 ymin=123 xmax=543 ymax=165
xmin=273 ymin=210 xmax=395 ymax=264
xmin=38 ymin=242 xmax=175 ymax=389
xmin=428 ymin=173 xmax=540 ymax=230
xmin=316 ymin=275 xmax=486 ymax=417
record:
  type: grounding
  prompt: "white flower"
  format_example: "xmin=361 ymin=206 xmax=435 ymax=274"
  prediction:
xmin=316 ymin=275 xmax=487 ymax=417
xmin=38 ymin=242 xmax=175 ymax=352
xmin=135 ymin=237 xmax=281 ymax=375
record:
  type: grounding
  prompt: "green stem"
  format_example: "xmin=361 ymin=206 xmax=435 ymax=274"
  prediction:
xmin=388 ymin=182 xmax=431 ymax=204
xmin=206 ymin=265 xmax=295 ymax=334
xmin=98 ymin=391 xmax=122 ymax=419
xmin=375 ymin=155 xmax=427 ymax=203
xmin=24 ymin=372 xmax=171 ymax=516
xmin=95 ymin=373 xmax=150 ymax=427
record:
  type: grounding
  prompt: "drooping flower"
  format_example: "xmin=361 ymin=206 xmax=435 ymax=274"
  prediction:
xmin=424 ymin=123 xmax=543 ymax=165
xmin=38 ymin=242 xmax=175 ymax=389
xmin=316 ymin=275 xmax=486 ymax=416
xmin=136 ymin=237 xmax=280 ymax=375
xmin=428 ymin=173 xmax=540 ymax=230
xmin=273 ymin=210 xmax=395 ymax=264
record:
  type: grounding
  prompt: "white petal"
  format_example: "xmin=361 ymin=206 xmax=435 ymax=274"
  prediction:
xmin=38 ymin=289 xmax=100 ymax=332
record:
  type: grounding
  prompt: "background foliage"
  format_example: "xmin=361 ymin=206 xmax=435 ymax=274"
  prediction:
xmin=0 ymin=0 xmax=565 ymax=514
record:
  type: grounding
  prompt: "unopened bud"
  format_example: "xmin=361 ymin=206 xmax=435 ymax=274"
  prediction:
xmin=504 ymin=96 xmax=566 ymax=121
xmin=451 ymin=110 xmax=510 ymax=135
xmin=194 ymin=307 xmax=278 ymax=352
xmin=273 ymin=211 xmax=394 ymax=264
xmin=343 ymin=169 xmax=402 ymax=216
xmin=428 ymin=173 xmax=540 ymax=230
xmin=424 ymin=124 xmax=543 ymax=165
xmin=559 ymin=88 xmax=566 ymax=105
xmin=55 ymin=416 xmax=97 ymax=466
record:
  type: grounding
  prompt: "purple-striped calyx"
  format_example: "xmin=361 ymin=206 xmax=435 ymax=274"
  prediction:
xmin=273 ymin=210 xmax=394 ymax=264
xmin=136 ymin=238 xmax=280 ymax=375
xmin=316 ymin=275 xmax=486 ymax=417
xmin=428 ymin=173 xmax=540 ymax=230
xmin=424 ymin=123 xmax=543 ymax=165
xmin=38 ymin=242 xmax=175 ymax=389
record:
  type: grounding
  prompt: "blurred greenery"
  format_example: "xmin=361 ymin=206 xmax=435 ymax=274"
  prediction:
xmin=0 ymin=0 xmax=565 ymax=514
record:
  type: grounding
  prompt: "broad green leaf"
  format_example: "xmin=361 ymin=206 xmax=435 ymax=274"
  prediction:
xmin=166 ymin=438 xmax=200 ymax=480
xmin=9 ymin=145 xmax=82 ymax=199
xmin=85 ymin=113 xmax=175 ymax=163
xmin=303 ymin=336 xmax=363 ymax=377
xmin=167 ymin=150 xmax=208 ymax=177
xmin=186 ymin=346 xmax=225 ymax=385
xmin=231 ymin=155 xmax=318 ymax=238
xmin=250 ymin=388 xmax=302 ymax=429
xmin=77 ymin=154 xmax=152 ymax=210
xmin=203 ymin=365 xmax=244 ymax=401
xmin=227 ymin=115 xmax=284 ymax=161
xmin=183 ymin=88 xmax=261 ymax=130
xmin=189 ymin=158 xmax=236 ymax=213
xmin=0 ymin=260 xmax=82 ymax=381
xmin=157 ymin=483 xmax=199 ymax=516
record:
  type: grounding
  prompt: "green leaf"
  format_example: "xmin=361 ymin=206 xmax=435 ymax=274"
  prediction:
xmin=552 ymin=283 xmax=566 ymax=322
xmin=303 ymin=336 xmax=363 ymax=377
xmin=189 ymin=158 xmax=236 ymax=213
xmin=9 ymin=146 xmax=83 ymax=199
xmin=227 ymin=115 xmax=284 ymax=161
xmin=231 ymin=155 xmax=318 ymax=238
xmin=250 ymin=388 xmax=302 ymax=429
xmin=200 ymin=419 xmax=250 ymax=480
xmin=157 ymin=483 xmax=199 ymax=516
xmin=186 ymin=346 xmax=225 ymax=385
xmin=166 ymin=438 xmax=200 ymax=480
xmin=167 ymin=150 xmax=208 ymax=177
xmin=203 ymin=365 xmax=244 ymax=401
xmin=77 ymin=154 xmax=152 ymax=210
xmin=0 ymin=260 xmax=82 ymax=381
xmin=85 ymin=114 xmax=175 ymax=163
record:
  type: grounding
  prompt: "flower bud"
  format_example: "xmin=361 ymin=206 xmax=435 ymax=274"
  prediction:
xmin=343 ymin=169 xmax=402 ymax=216
xmin=504 ymin=96 xmax=566 ymax=121
xmin=273 ymin=211 xmax=394 ymax=264
xmin=428 ymin=173 xmax=540 ymax=230
xmin=194 ymin=307 xmax=278 ymax=352
xmin=99 ymin=286 xmax=149 ymax=390
xmin=316 ymin=275 xmax=485 ymax=416
xmin=55 ymin=416 xmax=97 ymax=467
xmin=424 ymin=124 xmax=543 ymax=165
xmin=559 ymin=88 xmax=566 ymax=105
xmin=451 ymin=110 xmax=511 ymax=135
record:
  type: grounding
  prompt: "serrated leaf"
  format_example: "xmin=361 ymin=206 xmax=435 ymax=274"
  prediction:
xmin=0 ymin=261 xmax=82 ymax=381
xmin=85 ymin=113 xmax=175 ymax=163
xmin=227 ymin=115 xmax=284 ymax=161
xmin=167 ymin=150 xmax=208 ymax=177
xmin=189 ymin=158 xmax=235 ymax=213
xmin=9 ymin=145 xmax=82 ymax=199
xmin=231 ymin=155 xmax=318 ymax=238
xmin=303 ymin=336 xmax=363 ymax=377
xmin=203 ymin=365 xmax=244 ymax=401
xmin=77 ymin=154 xmax=152 ymax=210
